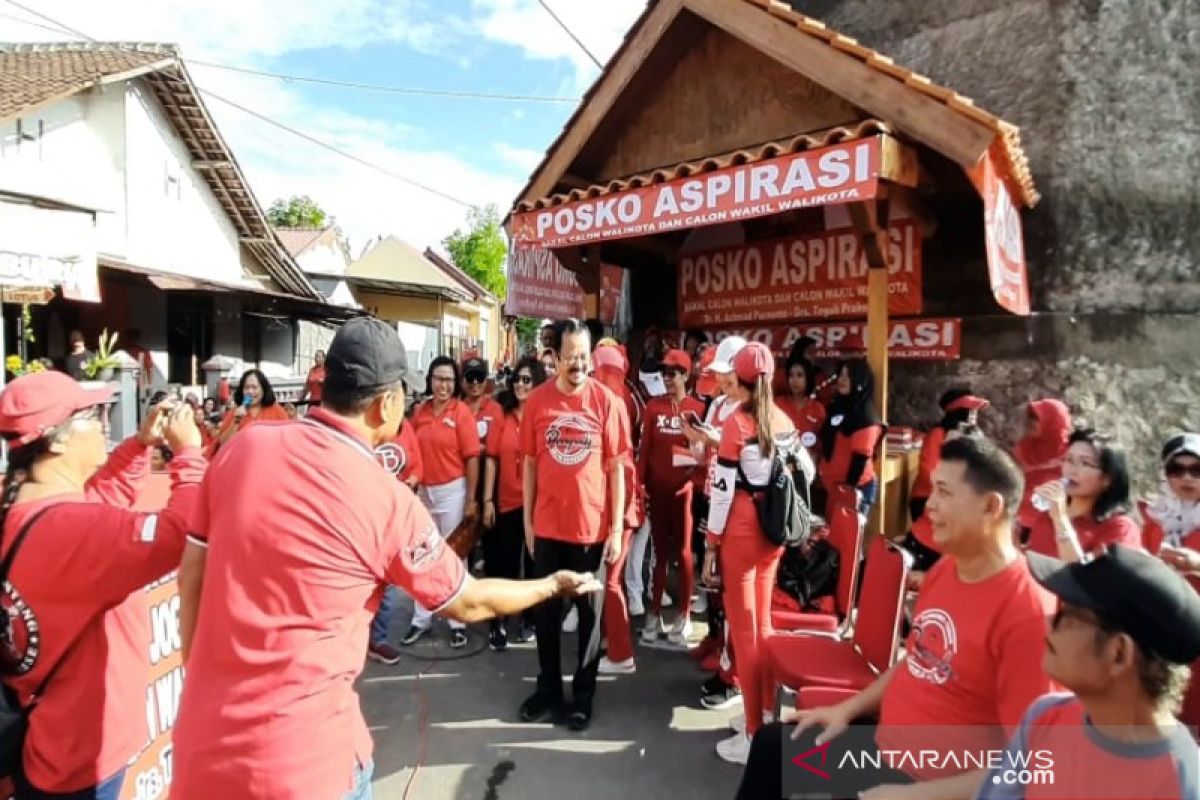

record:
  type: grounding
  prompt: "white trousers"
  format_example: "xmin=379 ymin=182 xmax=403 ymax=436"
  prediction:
xmin=624 ymin=518 xmax=652 ymax=601
xmin=411 ymin=477 xmax=467 ymax=631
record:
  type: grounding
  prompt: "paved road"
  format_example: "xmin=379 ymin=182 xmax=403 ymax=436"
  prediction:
xmin=359 ymin=606 xmax=744 ymax=800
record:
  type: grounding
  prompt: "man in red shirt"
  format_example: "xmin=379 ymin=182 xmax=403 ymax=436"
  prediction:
xmin=173 ymin=318 xmax=600 ymax=800
xmin=520 ymin=318 xmax=629 ymax=732
xmin=462 ymin=357 xmax=503 ymax=528
xmin=734 ymin=435 xmax=1057 ymax=799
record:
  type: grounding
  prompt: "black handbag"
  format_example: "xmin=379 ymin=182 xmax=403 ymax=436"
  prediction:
xmin=0 ymin=507 xmax=58 ymax=778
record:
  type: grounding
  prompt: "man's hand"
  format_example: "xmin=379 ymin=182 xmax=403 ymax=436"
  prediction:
xmin=164 ymin=403 xmax=203 ymax=451
xmin=702 ymin=547 xmax=721 ymax=587
xmin=137 ymin=401 xmax=172 ymax=447
xmin=603 ymin=530 xmax=623 ymax=565
xmin=552 ymin=570 xmax=602 ymax=597
xmin=786 ymin=701 xmax=854 ymax=745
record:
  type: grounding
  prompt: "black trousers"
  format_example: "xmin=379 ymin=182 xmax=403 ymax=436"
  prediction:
xmin=735 ymin=722 xmax=912 ymax=800
xmin=532 ymin=537 xmax=606 ymax=710
xmin=486 ymin=510 xmax=536 ymax=630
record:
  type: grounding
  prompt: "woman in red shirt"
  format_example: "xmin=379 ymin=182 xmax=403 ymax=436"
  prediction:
xmin=775 ymin=355 xmax=826 ymax=459
xmin=0 ymin=373 xmax=204 ymax=799
xmin=403 ymin=356 xmax=481 ymax=649
xmin=211 ymin=370 xmax=289 ymax=456
xmin=1142 ymin=432 xmax=1200 ymax=556
xmin=819 ymin=360 xmax=884 ymax=516
xmin=1013 ymin=398 xmax=1072 ymax=536
xmin=636 ymin=349 xmax=704 ymax=653
xmin=302 ymin=349 xmax=326 ymax=406
xmin=483 ymin=357 xmax=546 ymax=651
xmin=704 ymin=342 xmax=801 ymax=764
xmin=1027 ymin=429 xmax=1142 ymax=560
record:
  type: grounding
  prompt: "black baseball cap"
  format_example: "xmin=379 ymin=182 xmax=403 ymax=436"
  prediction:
xmin=1028 ymin=544 xmax=1200 ymax=664
xmin=325 ymin=317 xmax=408 ymax=391
xmin=462 ymin=357 xmax=488 ymax=379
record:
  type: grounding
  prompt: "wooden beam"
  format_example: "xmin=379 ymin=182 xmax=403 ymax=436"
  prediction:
xmin=848 ymin=193 xmax=891 ymax=270
xmin=879 ymin=135 xmax=919 ymax=188
xmin=558 ymin=173 xmax=595 ymax=190
xmin=521 ymin=0 xmax=685 ymax=203
xmin=684 ymin=0 xmax=996 ymax=167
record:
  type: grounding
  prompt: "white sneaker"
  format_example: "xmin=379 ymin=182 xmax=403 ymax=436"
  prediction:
xmin=628 ymin=595 xmax=645 ymax=617
xmin=598 ymin=655 xmax=637 ymax=675
xmin=562 ymin=606 xmax=579 ymax=633
xmin=729 ymin=711 xmax=772 ymax=734
xmin=691 ymin=593 xmax=708 ymax=615
xmin=715 ymin=731 xmax=752 ymax=765
xmin=641 ymin=613 xmax=662 ymax=644
xmin=666 ymin=618 xmax=693 ymax=648
xmin=661 ymin=592 xmax=674 ymax=609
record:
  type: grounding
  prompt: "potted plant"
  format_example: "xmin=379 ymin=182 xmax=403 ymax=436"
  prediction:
xmin=84 ymin=329 xmax=120 ymax=381
xmin=5 ymin=355 xmax=46 ymax=379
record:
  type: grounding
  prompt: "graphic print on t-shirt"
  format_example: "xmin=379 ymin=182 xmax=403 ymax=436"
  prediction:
xmin=1 ymin=582 xmax=39 ymax=674
xmin=907 ymin=608 xmax=958 ymax=685
xmin=406 ymin=520 xmax=445 ymax=569
xmin=545 ymin=413 xmax=599 ymax=467
xmin=374 ymin=442 xmax=408 ymax=476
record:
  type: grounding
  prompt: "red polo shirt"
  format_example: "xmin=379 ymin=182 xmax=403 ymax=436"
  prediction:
xmin=375 ymin=420 xmax=423 ymax=486
xmin=0 ymin=438 xmax=204 ymax=793
xmin=469 ymin=397 xmax=504 ymax=457
xmin=412 ymin=399 xmax=481 ymax=487
xmin=496 ymin=411 xmax=524 ymax=514
xmin=520 ymin=379 xmax=629 ymax=544
xmin=171 ymin=410 xmax=467 ymax=800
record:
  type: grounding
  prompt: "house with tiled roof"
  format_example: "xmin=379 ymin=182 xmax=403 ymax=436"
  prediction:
xmin=0 ymin=42 xmax=348 ymax=397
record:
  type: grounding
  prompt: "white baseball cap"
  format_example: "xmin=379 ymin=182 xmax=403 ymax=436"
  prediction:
xmin=708 ymin=336 xmax=747 ymax=374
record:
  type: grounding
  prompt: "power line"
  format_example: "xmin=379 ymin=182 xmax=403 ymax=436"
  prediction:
xmin=0 ymin=9 xmax=78 ymax=37
xmin=2 ymin=2 xmax=477 ymax=208
xmin=0 ymin=0 xmax=94 ymax=41
xmin=185 ymin=59 xmax=578 ymax=104
xmin=535 ymin=0 xmax=603 ymax=69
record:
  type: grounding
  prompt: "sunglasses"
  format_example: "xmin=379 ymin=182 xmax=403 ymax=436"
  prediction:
xmin=661 ymin=368 xmax=685 ymax=378
xmin=464 ymin=374 xmax=486 ymax=384
xmin=513 ymin=375 xmax=534 ymax=386
xmin=1166 ymin=461 xmax=1200 ymax=479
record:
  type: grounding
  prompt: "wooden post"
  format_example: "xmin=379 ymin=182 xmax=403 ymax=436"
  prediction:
xmin=849 ymin=194 xmax=892 ymax=539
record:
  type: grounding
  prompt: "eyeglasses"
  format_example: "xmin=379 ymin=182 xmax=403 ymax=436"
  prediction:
xmin=431 ymin=376 xmax=455 ymax=384
xmin=514 ymin=375 xmax=534 ymax=386
xmin=1166 ymin=461 xmax=1200 ymax=479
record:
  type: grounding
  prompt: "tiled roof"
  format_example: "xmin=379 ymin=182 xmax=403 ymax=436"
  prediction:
xmin=515 ymin=119 xmax=890 ymax=212
xmin=510 ymin=0 xmax=1037 ymax=215
xmin=423 ymin=248 xmax=495 ymax=303
xmin=0 ymin=43 xmax=321 ymax=301
xmin=275 ymin=228 xmax=328 ymax=258
xmin=0 ymin=42 xmax=174 ymax=123
xmin=739 ymin=0 xmax=1035 ymax=206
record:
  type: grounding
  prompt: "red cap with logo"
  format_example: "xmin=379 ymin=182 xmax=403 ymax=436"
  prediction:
xmin=733 ymin=342 xmax=775 ymax=384
xmin=0 ymin=371 xmax=114 ymax=447
xmin=661 ymin=349 xmax=692 ymax=374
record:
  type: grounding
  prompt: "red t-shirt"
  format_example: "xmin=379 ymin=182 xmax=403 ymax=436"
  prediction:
xmin=821 ymin=424 xmax=883 ymax=490
xmin=374 ymin=421 xmax=423 ymax=486
xmin=495 ymin=411 xmax=525 ymax=514
xmin=877 ymin=555 xmax=1057 ymax=780
xmin=305 ymin=365 xmax=325 ymax=402
xmin=172 ymin=410 xmax=467 ymax=800
xmin=639 ymin=395 xmax=705 ymax=494
xmin=1024 ymin=512 xmax=1143 ymax=558
xmin=0 ymin=439 xmax=204 ymax=793
xmin=910 ymin=426 xmax=946 ymax=500
xmin=412 ymin=399 xmax=481 ymax=487
xmin=468 ymin=397 xmax=505 ymax=457
xmin=776 ymin=396 xmax=826 ymax=448
xmin=520 ymin=379 xmax=629 ymax=544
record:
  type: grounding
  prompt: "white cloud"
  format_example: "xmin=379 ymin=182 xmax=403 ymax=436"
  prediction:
xmin=470 ymin=0 xmax=649 ymax=89
xmin=494 ymin=143 xmax=544 ymax=172
xmin=0 ymin=0 xmax=529 ymax=252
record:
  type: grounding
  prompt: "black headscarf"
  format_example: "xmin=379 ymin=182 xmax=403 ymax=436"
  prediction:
xmin=821 ymin=359 xmax=881 ymax=459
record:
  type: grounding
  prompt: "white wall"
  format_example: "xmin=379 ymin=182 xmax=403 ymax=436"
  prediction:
xmin=257 ymin=317 xmax=295 ymax=379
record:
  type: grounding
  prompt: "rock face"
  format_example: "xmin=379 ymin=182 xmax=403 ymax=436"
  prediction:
xmin=790 ymin=0 xmax=1200 ymax=494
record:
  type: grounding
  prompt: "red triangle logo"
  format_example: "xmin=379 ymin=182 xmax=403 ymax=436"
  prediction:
xmin=791 ymin=739 xmax=832 ymax=780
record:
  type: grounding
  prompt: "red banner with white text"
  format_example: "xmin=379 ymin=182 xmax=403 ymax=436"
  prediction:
xmin=708 ymin=317 xmax=962 ymax=361
xmin=969 ymin=146 xmax=1030 ymax=315
xmin=505 ymin=247 xmax=585 ymax=319
xmin=510 ymin=138 xmax=883 ymax=249
xmin=677 ymin=221 xmax=922 ymax=327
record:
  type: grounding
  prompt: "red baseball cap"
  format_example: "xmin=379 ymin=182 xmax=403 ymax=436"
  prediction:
xmin=695 ymin=346 xmax=719 ymax=397
xmin=0 ymin=371 xmax=114 ymax=447
xmin=592 ymin=344 xmax=627 ymax=374
xmin=944 ymin=395 xmax=990 ymax=413
xmin=733 ymin=342 xmax=775 ymax=384
xmin=661 ymin=349 xmax=692 ymax=373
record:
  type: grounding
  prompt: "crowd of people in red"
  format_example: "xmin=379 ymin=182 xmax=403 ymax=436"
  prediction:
xmin=0 ymin=315 xmax=1197 ymax=800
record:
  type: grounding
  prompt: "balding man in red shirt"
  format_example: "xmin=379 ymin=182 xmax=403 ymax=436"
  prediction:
xmin=172 ymin=318 xmax=599 ymax=800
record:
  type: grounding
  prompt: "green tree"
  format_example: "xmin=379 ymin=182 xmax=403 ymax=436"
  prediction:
xmin=515 ymin=317 xmax=541 ymax=353
xmin=267 ymin=195 xmax=328 ymax=228
xmin=443 ymin=204 xmax=507 ymax=299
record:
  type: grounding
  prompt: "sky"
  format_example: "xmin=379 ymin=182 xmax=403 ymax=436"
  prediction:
xmin=0 ymin=0 xmax=649 ymax=257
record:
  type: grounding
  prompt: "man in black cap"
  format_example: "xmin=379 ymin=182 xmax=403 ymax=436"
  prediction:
xmin=974 ymin=544 xmax=1200 ymax=799
xmin=174 ymin=317 xmax=600 ymax=800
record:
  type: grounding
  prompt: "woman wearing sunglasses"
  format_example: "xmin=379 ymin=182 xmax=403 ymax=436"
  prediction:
xmin=1143 ymin=433 xmax=1200 ymax=561
xmin=1027 ymin=428 xmax=1142 ymax=561
xmin=483 ymin=357 xmax=547 ymax=650
xmin=403 ymin=356 xmax=481 ymax=649
xmin=0 ymin=372 xmax=204 ymax=799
